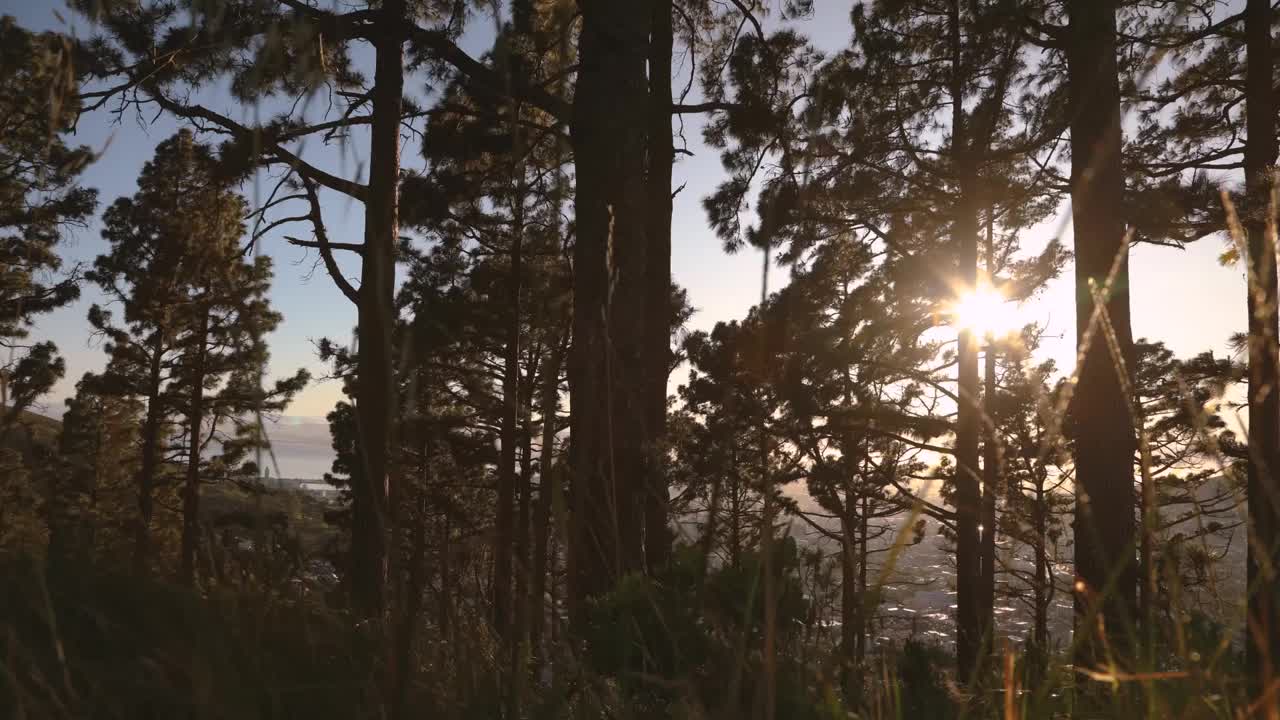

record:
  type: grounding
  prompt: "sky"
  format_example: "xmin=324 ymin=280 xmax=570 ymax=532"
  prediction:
xmin=6 ymin=0 xmax=1250 ymax=477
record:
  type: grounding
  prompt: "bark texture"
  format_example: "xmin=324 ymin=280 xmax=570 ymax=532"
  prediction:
xmin=531 ymin=336 xmax=564 ymax=665
xmin=352 ymin=0 xmax=405 ymax=619
xmin=1244 ymin=0 xmax=1280 ymax=687
xmin=949 ymin=0 xmax=983 ymax=683
xmin=133 ymin=332 xmax=164 ymax=576
xmin=180 ymin=310 xmax=208 ymax=585
xmin=644 ymin=0 xmax=675 ymax=576
xmin=567 ymin=0 xmax=652 ymax=623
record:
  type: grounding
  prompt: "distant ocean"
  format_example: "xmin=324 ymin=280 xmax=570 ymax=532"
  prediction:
xmin=21 ymin=405 xmax=339 ymax=481
xmin=257 ymin=417 xmax=335 ymax=480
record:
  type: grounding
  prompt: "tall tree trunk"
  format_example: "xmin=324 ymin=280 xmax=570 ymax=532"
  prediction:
xmin=1065 ymin=0 xmax=1138 ymax=671
xmin=949 ymin=0 xmax=983 ymax=684
xmin=133 ymin=331 xmax=165 ymax=576
xmin=840 ymin=493 xmax=859 ymax=702
xmin=567 ymin=0 xmax=651 ymax=626
xmin=838 ymin=385 xmax=862 ymax=697
xmin=729 ymin=466 xmax=742 ymax=566
xmin=493 ymin=196 xmax=523 ymax=644
xmin=857 ymin=495 xmax=869 ymax=665
xmin=439 ymin=510 xmax=453 ymax=635
xmin=644 ymin=0 xmax=674 ymax=576
xmin=758 ymin=244 xmax=777 ymax=720
xmin=181 ymin=310 xmax=209 ymax=585
xmin=980 ymin=342 xmax=997 ymax=634
xmin=1139 ymin=432 xmax=1156 ymax=652
xmin=979 ymin=214 xmax=999 ymax=641
xmin=510 ymin=388 xmax=535 ymax=715
xmin=548 ymin=531 xmax=561 ymax=647
xmin=393 ymin=487 xmax=429 ymax=720
xmin=1244 ymin=0 xmax=1280 ymax=688
xmin=760 ymin=424 xmax=777 ymax=720
xmin=1031 ymin=477 xmax=1049 ymax=686
xmin=352 ymin=0 xmax=405 ymax=620
xmin=496 ymin=0 xmax=534 ymax=648
xmin=531 ymin=336 xmax=564 ymax=670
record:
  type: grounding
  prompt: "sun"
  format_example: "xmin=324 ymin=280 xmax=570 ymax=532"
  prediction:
xmin=949 ymin=282 xmax=1019 ymax=337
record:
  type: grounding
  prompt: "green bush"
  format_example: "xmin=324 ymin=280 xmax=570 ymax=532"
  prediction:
xmin=582 ymin=540 xmax=824 ymax=719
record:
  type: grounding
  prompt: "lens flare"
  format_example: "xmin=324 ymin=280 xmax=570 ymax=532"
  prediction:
xmin=949 ymin=283 xmax=1018 ymax=337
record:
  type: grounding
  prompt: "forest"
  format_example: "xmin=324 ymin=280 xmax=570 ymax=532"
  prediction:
xmin=0 ymin=0 xmax=1277 ymax=717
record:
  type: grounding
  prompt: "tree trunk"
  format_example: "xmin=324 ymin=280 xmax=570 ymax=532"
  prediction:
xmin=181 ymin=310 xmax=209 ymax=585
xmin=1244 ymin=0 xmax=1280 ymax=688
xmin=955 ymin=311 xmax=982 ymax=683
xmin=531 ymin=336 xmax=564 ymax=669
xmin=495 ymin=0 xmax=534 ymax=649
xmin=1065 ymin=0 xmax=1138 ymax=671
xmin=980 ymin=343 xmax=997 ymax=634
xmin=760 ymin=423 xmax=777 ymax=720
xmin=133 ymin=332 xmax=165 ymax=576
xmin=548 ymin=531 xmax=561 ymax=648
xmin=439 ymin=510 xmax=452 ymax=636
xmin=949 ymin=0 xmax=983 ymax=684
xmin=1031 ymin=477 xmax=1048 ymax=686
xmin=393 ymin=489 xmax=428 ymax=720
xmin=840 ymin=494 xmax=859 ymax=702
xmin=857 ymin=496 xmax=869 ymax=665
xmin=644 ymin=0 xmax=675 ymax=576
xmin=567 ymin=0 xmax=651 ymax=626
xmin=979 ymin=212 xmax=999 ymax=642
xmin=352 ymin=0 xmax=405 ymax=620
xmin=493 ymin=197 xmax=523 ymax=644
xmin=729 ymin=468 xmax=742 ymax=566
xmin=510 ymin=386 xmax=535 ymax=715
xmin=1139 ymin=436 xmax=1156 ymax=651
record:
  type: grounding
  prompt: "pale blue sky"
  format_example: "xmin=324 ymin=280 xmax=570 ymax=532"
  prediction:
xmin=9 ymin=0 xmax=1248 ymax=475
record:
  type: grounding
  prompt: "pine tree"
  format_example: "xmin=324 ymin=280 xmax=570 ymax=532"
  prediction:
xmin=750 ymin=240 xmax=937 ymax=699
xmin=0 ymin=18 xmax=97 ymax=427
xmin=49 ymin=373 xmax=144 ymax=570
xmin=404 ymin=16 xmax=574 ymax=684
xmin=174 ymin=253 xmax=307 ymax=584
xmin=72 ymin=0 xmax=573 ymax=618
xmin=703 ymin=0 xmax=1069 ymax=682
xmin=160 ymin=136 xmax=307 ymax=584
xmin=88 ymin=156 xmax=189 ymax=574
xmin=1131 ymin=339 xmax=1236 ymax=626
xmin=991 ymin=353 xmax=1072 ymax=686
xmin=89 ymin=131 xmax=306 ymax=578
xmin=1110 ymin=0 xmax=1277 ymax=682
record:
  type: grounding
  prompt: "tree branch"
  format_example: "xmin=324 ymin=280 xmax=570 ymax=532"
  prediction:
xmin=672 ymin=101 xmax=740 ymax=114
xmin=291 ymin=175 xmax=360 ymax=304
xmin=409 ymin=26 xmax=571 ymax=121
xmin=147 ymin=90 xmax=370 ymax=201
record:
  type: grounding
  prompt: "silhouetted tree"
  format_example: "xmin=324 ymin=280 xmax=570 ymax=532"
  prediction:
xmin=89 ymin=131 xmax=305 ymax=578
xmin=0 ymin=18 xmax=97 ymax=427
xmin=71 ymin=0 xmax=571 ymax=618
xmin=48 ymin=373 xmax=144 ymax=569
xmin=1061 ymin=0 xmax=1140 ymax=673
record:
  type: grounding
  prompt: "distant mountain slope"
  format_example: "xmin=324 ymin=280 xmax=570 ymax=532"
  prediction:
xmin=0 ymin=409 xmax=61 ymax=457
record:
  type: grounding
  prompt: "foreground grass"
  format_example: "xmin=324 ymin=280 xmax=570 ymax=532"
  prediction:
xmin=1 ymin=552 xmax=1260 ymax=720
xmin=0 ymin=556 xmax=381 ymax=719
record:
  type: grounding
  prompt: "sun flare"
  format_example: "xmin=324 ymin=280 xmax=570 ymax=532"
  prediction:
xmin=949 ymin=283 xmax=1019 ymax=337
